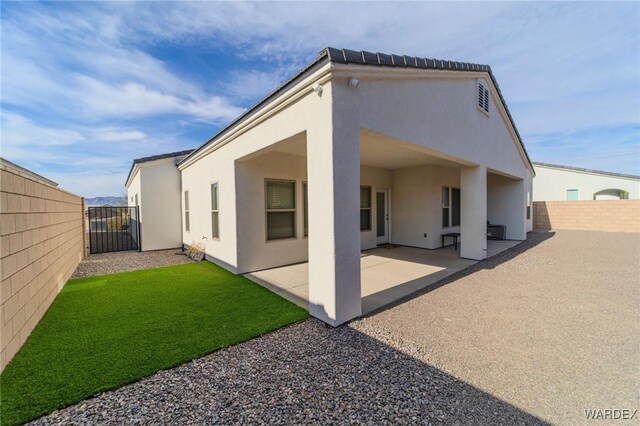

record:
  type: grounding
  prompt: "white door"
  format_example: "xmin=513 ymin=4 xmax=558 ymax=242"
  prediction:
xmin=376 ymin=189 xmax=389 ymax=245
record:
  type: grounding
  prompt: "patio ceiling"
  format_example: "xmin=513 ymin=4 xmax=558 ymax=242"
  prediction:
xmin=359 ymin=129 xmax=468 ymax=170
xmin=242 ymin=128 xmax=472 ymax=172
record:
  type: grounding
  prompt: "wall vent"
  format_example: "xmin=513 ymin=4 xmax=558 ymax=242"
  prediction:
xmin=478 ymin=81 xmax=489 ymax=114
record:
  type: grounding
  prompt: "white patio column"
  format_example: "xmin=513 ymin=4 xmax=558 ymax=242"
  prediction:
xmin=306 ymin=109 xmax=361 ymax=326
xmin=461 ymin=165 xmax=487 ymax=260
xmin=504 ymin=179 xmax=527 ymax=240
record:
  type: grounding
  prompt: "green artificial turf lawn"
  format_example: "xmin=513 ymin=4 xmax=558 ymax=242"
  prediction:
xmin=0 ymin=261 xmax=308 ymax=425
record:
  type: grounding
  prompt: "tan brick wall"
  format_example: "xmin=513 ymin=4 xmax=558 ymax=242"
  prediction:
xmin=0 ymin=163 xmax=84 ymax=372
xmin=533 ymin=200 xmax=640 ymax=232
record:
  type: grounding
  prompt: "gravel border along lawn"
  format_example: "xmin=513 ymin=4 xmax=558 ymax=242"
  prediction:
xmin=71 ymin=249 xmax=193 ymax=278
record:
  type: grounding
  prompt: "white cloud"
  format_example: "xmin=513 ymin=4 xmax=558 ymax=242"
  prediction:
xmin=1 ymin=0 xmax=638 ymax=196
xmin=1 ymin=112 xmax=84 ymax=146
xmin=94 ymin=129 xmax=147 ymax=142
xmin=224 ymin=69 xmax=289 ymax=100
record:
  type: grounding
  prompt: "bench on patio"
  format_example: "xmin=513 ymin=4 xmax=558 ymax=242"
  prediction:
xmin=441 ymin=232 xmax=461 ymax=250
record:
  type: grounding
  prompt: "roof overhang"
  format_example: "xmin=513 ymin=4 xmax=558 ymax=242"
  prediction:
xmin=178 ymin=47 xmax=535 ymax=176
xmin=125 ymin=149 xmax=194 ymax=188
xmin=533 ymin=162 xmax=640 ymax=181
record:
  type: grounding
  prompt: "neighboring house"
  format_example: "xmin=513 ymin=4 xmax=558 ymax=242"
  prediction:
xmin=125 ymin=150 xmax=193 ymax=251
xmin=129 ymin=47 xmax=535 ymax=326
xmin=533 ymin=162 xmax=640 ymax=201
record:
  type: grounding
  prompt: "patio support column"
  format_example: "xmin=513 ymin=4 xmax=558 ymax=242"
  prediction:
xmin=502 ymin=178 xmax=527 ymax=240
xmin=306 ymin=105 xmax=361 ymax=326
xmin=461 ymin=165 xmax=487 ymax=260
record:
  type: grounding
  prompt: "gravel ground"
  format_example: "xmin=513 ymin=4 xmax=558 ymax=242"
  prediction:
xmin=71 ymin=249 xmax=193 ymax=278
xmin=354 ymin=230 xmax=640 ymax=424
xmin=35 ymin=230 xmax=638 ymax=425
xmin=31 ymin=319 xmax=543 ymax=425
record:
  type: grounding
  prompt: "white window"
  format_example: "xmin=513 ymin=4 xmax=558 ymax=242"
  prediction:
xmin=442 ymin=186 xmax=450 ymax=227
xmin=441 ymin=187 xmax=461 ymax=227
xmin=184 ymin=190 xmax=190 ymax=232
xmin=211 ymin=183 xmax=219 ymax=239
xmin=266 ymin=180 xmax=296 ymax=240
xmin=303 ymin=182 xmax=308 ymax=237
xmin=526 ymin=192 xmax=531 ymax=219
xmin=478 ymin=80 xmax=489 ymax=114
xmin=360 ymin=186 xmax=371 ymax=231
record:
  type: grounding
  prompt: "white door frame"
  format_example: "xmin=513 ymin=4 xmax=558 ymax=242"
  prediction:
xmin=376 ymin=188 xmax=390 ymax=245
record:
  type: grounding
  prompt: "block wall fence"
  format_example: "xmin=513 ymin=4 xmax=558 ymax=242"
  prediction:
xmin=0 ymin=162 xmax=85 ymax=372
xmin=533 ymin=200 xmax=640 ymax=233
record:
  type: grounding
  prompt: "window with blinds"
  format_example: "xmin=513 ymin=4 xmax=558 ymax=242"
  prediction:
xmin=442 ymin=186 xmax=450 ymax=227
xmin=360 ymin=186 xmax=371 ymax=231
xmin=211 ymin=183 xmax=219 ymax=239
xmin=478 ymin=81 xmax=489 ymax=114
xmin=266 ymin=180 xmax=296 ymax=240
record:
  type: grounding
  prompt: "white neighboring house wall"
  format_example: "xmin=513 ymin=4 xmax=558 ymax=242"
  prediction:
xmin=126 ymin=153 xmax=189 ymax=251
xmin=127 ymin=168 xmax=142 ymax=247
xmin=533 ymin=163 xmax=640 ymax=201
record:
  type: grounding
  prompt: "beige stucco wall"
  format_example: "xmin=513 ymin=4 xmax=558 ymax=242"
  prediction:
xmin=533 ymin=166 xmax=640 ymax=201
xmin=179 ymin=63 xmax=534 ymax=324
xmin=128 ymin=159 xmax=184 ymax=251
xmin=180 ymin=69 xmax=336 ymax=275
xmin=0 ymin=163 xmax=84 ymax=372
xmin=392 ymin=165 xmax=461 ymax=249
xmin=533 ymin=200 xmax=640 ymax=232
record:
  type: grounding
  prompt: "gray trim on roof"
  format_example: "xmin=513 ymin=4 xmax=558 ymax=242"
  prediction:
xmin=133 ymin=149 xmax=194 ymax=165
xmin=178 ymin=54 xmax=331 ymax=166
xmin=533 ymin=162 xmax=640 ymax=180
xmin=125 ymin=149 xmax=194 ymax=187
xmin=179 ymin=47 xmax=533 ymax=172
xmin=0 ymin=157 xmax=58 ymax=187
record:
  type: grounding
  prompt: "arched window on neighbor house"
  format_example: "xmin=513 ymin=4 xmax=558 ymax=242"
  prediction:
xmin=593 ymin=188 xmax=629 ymax=200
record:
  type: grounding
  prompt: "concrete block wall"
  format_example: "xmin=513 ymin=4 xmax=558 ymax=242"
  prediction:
xmin=533 ymin=200 xmax=640 ymax=232
xmin=0 ymin=162 xmax=84 ymax=372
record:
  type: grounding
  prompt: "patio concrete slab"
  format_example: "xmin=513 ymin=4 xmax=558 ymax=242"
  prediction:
xmin=245 ymin=240 xmax=521 ymax=313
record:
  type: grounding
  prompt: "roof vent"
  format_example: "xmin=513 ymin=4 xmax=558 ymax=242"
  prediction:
xmin=477 ymin=81 xmax=489 ymax=114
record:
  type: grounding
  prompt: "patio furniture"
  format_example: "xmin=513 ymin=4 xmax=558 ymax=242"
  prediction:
xmin=487 ymin=222 xmax=506 ymax=240
xmin=442 ymin=232 xmax=461 ymax=250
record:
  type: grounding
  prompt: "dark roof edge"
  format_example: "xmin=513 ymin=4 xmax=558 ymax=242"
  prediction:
xmin=325 ymin=47 xmax=533 ymax=173
xmin=125 ymin=149 xmax=194 ymax=188
xmin=179 ymin=47 xmax=533 ymax=174
xmin=133 ymin=149 xmax=195 ymax=165
xmin=533 ymin=162 xmax=640 ymax=180
xmin=178 ymin=51 xmax=332 ymax=167
xmin=0 ymin=157 xmax=58 ymax=187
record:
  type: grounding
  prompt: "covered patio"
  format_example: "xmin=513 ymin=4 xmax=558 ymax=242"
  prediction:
xmin=245 ymin=239 xmax=520 ymax=314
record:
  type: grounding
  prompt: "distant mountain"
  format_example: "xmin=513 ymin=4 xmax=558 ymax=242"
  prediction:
xmin=85 ymin=196 xmax=127 ymax=207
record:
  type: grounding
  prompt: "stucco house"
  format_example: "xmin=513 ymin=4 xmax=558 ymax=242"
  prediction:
xmin=125 ymin=150 xmax=193 ymax=251
xmin=127 ymin=47 xmax=535 ymax=326
xmin=532 ymin=162 xmax=639 ymax=201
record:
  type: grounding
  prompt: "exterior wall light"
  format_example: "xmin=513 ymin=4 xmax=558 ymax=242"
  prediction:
xmin=311 ymin=83 xmax=323 ymax=95
xmin=348 ymin=78 xmax=359 ymax=88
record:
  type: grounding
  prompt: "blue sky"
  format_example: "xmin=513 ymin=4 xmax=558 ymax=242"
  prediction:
xmin=1 ymin=1 xmax=639 ymax=197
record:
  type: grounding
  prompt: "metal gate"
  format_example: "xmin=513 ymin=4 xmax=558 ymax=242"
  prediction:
xmin=88 ymin=206 xmax=141 ymax=254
